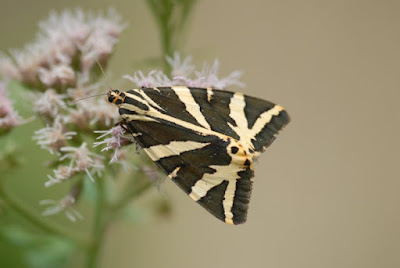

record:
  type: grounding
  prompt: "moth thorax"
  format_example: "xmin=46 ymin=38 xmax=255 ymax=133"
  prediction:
xmin=107 ymin=90 xmax=126 ymax=106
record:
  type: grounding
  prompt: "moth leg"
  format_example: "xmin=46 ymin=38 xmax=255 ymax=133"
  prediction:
xmin=115 ymin=119 xmax=129 ymax=132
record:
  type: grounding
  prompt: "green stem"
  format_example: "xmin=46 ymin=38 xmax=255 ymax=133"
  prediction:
xmin=0 ymin=180 xmax=90 ymax=248
xmin=86 ymin=178 xmax=107 ymax=268
xmin=111 ymin=180 xmax=153 ymax=212
xmin=161 ymin=22 xmax=173 ymax=75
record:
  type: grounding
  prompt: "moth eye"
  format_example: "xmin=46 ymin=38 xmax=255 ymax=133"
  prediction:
xmin=108 ymin=96 xmax=114 ymax=102
xmin=231 ymin=146 xmax=239 ymax=154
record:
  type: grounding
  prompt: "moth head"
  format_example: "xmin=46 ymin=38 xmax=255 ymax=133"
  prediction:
xmin=107 ymin=90 xmax=125 ymax=106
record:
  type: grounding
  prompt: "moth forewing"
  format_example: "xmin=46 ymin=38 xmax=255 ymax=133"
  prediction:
xmin=106 ymin=86 xmax=290 ymax=224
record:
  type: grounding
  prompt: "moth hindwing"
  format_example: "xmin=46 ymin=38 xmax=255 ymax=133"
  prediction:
xmin=107 ymin=86 xmax=290 ymax=224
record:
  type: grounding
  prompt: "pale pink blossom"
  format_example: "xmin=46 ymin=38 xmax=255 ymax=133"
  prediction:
xmin=40 ymin=195 xmax=83 ymax=222
xmin=123 ymin=70 xmax=172 ymax=88
xmin=66 ymin=106 xmax=92 ymax=130
xmin=87 ymin=98 xmax=119 ymax=127
xmin=124 ymin=55 xmax=245 ymax=90
xmin=33 ymin=116 xmax=77 ymax=154
xmin=60 ymin=142 xmax=104 ymax=181
xmin=94 ymin=125 xmax=134 ymax=162
xmin=32 ymin=89 xmax=67 ymax=118
xmin=112 ymin=148 xmax=138 ymax=171
xmin=166 ymin=52 xmax=195 ymax=78
xmin=38 ymin=64 xmax=76 ymax=88
xmin=1 ymin=9 xmax=125 ymax=87
xmin=78 ymin=8 xmax=126 ymax=72
xmin=0 ymin=54 xmax=21 ymax=80
xmin=175 ymin=60 xmax=245 ymax=89
xmin=0 ymin=82 xmax=23 ymax=133
xmin=45 ymin=165 xmax=76 ymax=187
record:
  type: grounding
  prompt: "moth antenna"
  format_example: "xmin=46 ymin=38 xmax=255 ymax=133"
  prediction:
xmin=67 ymin=93 xmax=108 ymax=106
xmin=96 ymin=59 xmax=114 ymax=91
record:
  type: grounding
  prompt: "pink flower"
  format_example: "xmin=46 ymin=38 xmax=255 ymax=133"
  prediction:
xmin=33 ymin=116 xmax=77 ymax=154
xmin=175 ymin=59 xmax=245 ymax=89
xmin=123 ymin=70 xmax=172 ymax=88
xmin=94 ymin=125 xmax=134 ymax=163
xmin=45 ymin=165 xmax=76 ymax=187
xmin=32 ymin=89 xmax=67 ymax=119
xmin=38 ymin=63 xmax=76 ymax=88
xmin=0 ymin=81 xmax=23 ymax=134
xmin=1 ymin=9 xmax=125 ymax=88
xmin=166 ymin=52 xmax=195 ymax=78
xmin=59 ymin=142 xmax=104 ymax=181
xmin=124 ymin=54 xmax=245 ymax=90
xmin=40 ymin=195 xmax=83 ymax=222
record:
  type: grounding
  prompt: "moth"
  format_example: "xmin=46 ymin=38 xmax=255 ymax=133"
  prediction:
xmin=106 ymin=86 xmax=290 ymax=225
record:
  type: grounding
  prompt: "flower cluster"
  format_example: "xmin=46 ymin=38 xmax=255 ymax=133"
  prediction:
xmin=0 ymin=81 xmax=23 ymax=134
xmin=25 ymin=11 xmax=128 ymax=194
xmin=94 ymin=125 xmax=135 ymax=163
xmin=124 ymin=52 xmax=245 ymax=89
xmin=0 ymin=8 xmax=125 ymax=90
xmin=0 ymin=9 xmax=130 ymax=221
xmin=40 ymin=182 xmax=83 ymax=222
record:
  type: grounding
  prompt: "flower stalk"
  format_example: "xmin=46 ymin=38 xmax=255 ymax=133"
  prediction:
xmin=146 ymin=0 xmax=197 ymax=74
xmin=0 ymin=177 xmax=91 ymax=248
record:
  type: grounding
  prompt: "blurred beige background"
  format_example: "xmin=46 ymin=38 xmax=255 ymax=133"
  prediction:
xmin=1 ymin=0 xmax=400 ymax=268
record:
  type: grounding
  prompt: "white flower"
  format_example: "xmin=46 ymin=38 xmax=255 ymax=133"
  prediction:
xmin=94 ymin=125 xmax=134 ymax=163
xmin=33 ymin=116 xmax=76 ymax=154
xmin=175 ymin=60 xmax=245 ymax=89
xmin=33 ymin=89 xmax=67 ymax=118
xmin=112 ymin=148 xmax=138 ymax=171
xmin=87 ymin=98 xmax=119 ymax=127
xmin=66 ymin=79 xmax=96 ymax=102
xmin=60 ymin=142 xmax=104 ymax=181
xmin=0 ymin=81 xmax=24 ymax=133
xmin=45 ymin=165 xmax=76 ymax=187
xmin=124 ymin=55 xmax=245 ymax=90
xmin=8 ymin=42 xmax=48 ymax=86
xmin=40 ymin=195 xmax=83 ymax=222
xmin=1 ymin=8 xmax=125 ymax=87
xmin=123 ymin=70 xmax=172 ymax=88
xmin=0 ymin=82 xmax=14 ymax=118
xmin=79 ymin=8 xmax=126 ymax=72
xmin=66 ymin=105 xmax=91 ymax=129
xmin=166 ymin=52 xmax=195 ymax=78
xmin=0 ymin=54 xmax=21 ymax=80
xmin=38 ymin=63 xmax=76 ymax=88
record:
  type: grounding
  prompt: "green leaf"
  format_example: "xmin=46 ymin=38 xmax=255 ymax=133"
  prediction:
xmin=82 ymin=175 xmax=97 ymax=203
xmin=0 ymin=225 xmax=75 ymax=268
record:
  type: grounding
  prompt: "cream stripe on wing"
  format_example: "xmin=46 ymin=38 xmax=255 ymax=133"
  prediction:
xmin=168 ymin=166 xmax=181 ymax=179
xmin=207 ymin=88 xmax=213 ymax=102
xmin=223 ymin=180 xmax=237 ymax=225
xmin=229 ymin=92 xmax=248 ymax=129
xmin=136 ymin=89 xmax=165 ymax=111
xmin=189 ymin=165 xmax=244 ymax=201
xmin=228 ymin=93 xmax=254 ymax=148
xmin=143 ymin=141 xmax=210 ymax=161
xmin=250 ymin=105 xmax=283 ymax=137
xmin=172 ymin=86 xmax=211 ymax=130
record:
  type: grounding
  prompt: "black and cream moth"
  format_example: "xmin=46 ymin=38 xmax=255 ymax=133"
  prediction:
xmin=107 ymin=86 xmax=290 ymax=225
